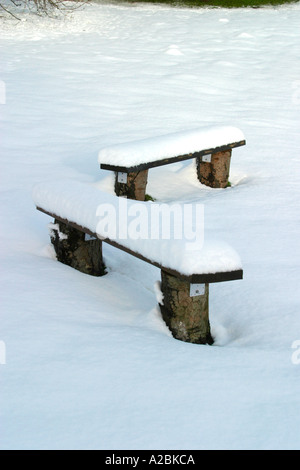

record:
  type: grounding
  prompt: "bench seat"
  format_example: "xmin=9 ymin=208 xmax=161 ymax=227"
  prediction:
xmin=98 ymin=126 xmax=246 ymax=199
xmin=32 ymin=180 xmax=243 ymax=344
xmin=33 ymin=180 xmax=242 ymax=283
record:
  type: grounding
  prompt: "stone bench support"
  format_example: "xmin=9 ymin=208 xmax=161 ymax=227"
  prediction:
xmin=196 ymin=149 xmax=232 ymax=189
xmin=49 ymin=220 xmax=105 ymax=277
xmin=114 ymin=169 xmax=149 ymax=201
xmin=159 ymin=270 xmax=213 ymax=345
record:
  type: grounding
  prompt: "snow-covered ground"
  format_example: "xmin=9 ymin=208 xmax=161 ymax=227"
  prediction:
xmin=0 ymin=1 xmax=300 ymax=450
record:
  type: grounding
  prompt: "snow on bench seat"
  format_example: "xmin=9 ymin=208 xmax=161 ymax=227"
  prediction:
xmin=32 ymin=179 xmax=242 ymax=283
xmin=98 ymin=125 xmax=245 ymax=171
xmin=98 ymin=126 xmax=246 ymax=199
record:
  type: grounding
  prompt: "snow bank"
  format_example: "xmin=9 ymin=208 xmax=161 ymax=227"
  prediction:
xmin=98 ymin=126 xmax=245 ymax=167
xmin=32 ymin=179 xmax=242 ymax=276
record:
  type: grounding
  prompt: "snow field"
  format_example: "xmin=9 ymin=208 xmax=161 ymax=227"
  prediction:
xmin=0 ymin=2 xmax=300 ymax=450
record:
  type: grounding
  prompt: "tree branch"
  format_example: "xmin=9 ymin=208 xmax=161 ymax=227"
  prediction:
xmin=0 ymin=2 xmax=21 ymax=19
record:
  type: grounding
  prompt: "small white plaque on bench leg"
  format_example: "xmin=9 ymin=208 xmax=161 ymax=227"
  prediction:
xmin=117 ymin=172 xmax=128 ymax=184
xmin=190 ymin=283 xmax=205 ymax=297
xmin=202 ymin=154 xmax=212 ymax=163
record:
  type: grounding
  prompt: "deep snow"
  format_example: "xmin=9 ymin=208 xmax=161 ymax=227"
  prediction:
xmin=0 ymin=1 xmax=300 ymax=450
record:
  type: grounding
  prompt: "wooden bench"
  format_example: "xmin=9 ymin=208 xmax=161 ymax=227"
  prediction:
xmin=32 ymin=180 xmax=243 ymax=345
xmin=98 ymin=126 xmax=246 ymax=200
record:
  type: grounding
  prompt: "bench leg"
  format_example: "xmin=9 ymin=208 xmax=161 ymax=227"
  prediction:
xmin=196 ymin=149 xmax=232 ymax=188
xmin=114 ymin=170 xmax=148 ymax=201
xmin=159 ymin=270 xmax=213 ymax=344
xmin=49 ymin=219 xmax=106 ymax=276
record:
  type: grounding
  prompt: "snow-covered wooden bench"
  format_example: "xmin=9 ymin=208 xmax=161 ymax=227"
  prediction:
xmin=98 ymin=126 xmax=246 ymax=200
xmin=32 ymin=180 xmax=243 ymax=345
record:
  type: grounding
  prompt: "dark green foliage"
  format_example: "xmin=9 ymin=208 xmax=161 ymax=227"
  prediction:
xmin=122 ymin=0 xmax=297 ymax=7
xmin=145 ymin=194 xmax=156 ymax=202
